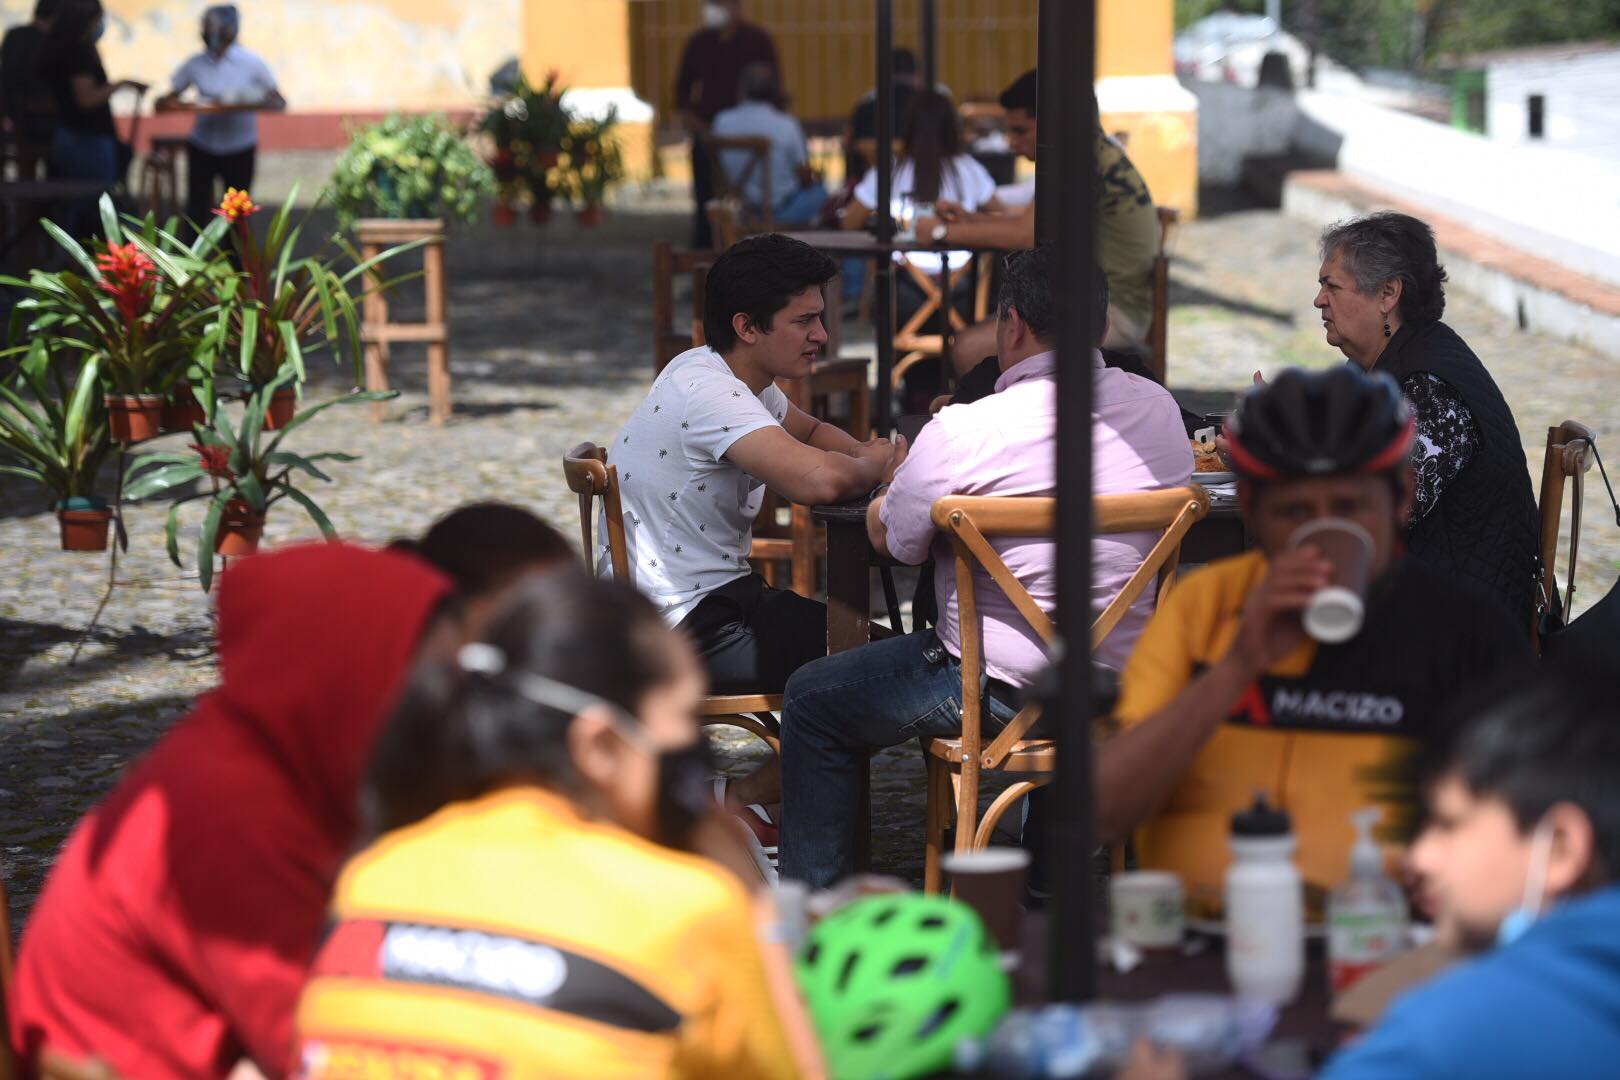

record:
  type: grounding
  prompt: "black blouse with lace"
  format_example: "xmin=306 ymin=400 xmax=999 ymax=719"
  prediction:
xmin=1403 ymin=372 xmax=1480 ymax=522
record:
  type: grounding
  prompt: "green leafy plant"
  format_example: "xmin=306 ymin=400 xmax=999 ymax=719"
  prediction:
xmin=481 ymin=70 xmax=572 ymax=207
xmin=0 ymin=342 xmax=111 ymax=504
xmin=123 ymin=370 xmax=396 ymax=590
xmin=560 ymin=109 xmax=625 ymax=208
xmin=325 ymin=113 xmax=496 ymax=229
xmin=1 ymin=196 xmax=232 ymax=397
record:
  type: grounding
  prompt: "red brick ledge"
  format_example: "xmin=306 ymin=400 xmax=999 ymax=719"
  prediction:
xmin=118 ymin=109 xmax=480 ymax=154
xmin=1289 ymin=169 xmax=1620 ymax=319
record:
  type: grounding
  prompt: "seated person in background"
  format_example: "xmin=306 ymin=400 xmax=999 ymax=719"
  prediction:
xmin=10 ymin=544 xmax=456 ymax=1079
xmin=1312 ymin=668 xmax=1620 ymax=1079
xmin=1098 ymin=367 xmax=1528 ymax=915
xmin=393 ymin=501 xmax=573 ymax=633
xmin=763 ymin=246 xmax=1188 ymax=888
xmin=846 ymin=46 xmax=920 ymax=146
xmin=296 ymin=573 xmax=813 ymax=1079
xmin=603 ymin=233 xmax=902 ymax=695
xmin=922 ymin=69 xmax=1160 ymax=365
xmin=711 ymin=62 xmax=827 ymax=227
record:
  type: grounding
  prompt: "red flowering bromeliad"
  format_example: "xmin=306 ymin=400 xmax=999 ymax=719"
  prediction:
xmin=95 ymin=242 xmax=157 ymax=325
xmin=214 ymin=187 xmax=260 ymax=224
xmin=190 ymin=441 xmax=235 ymax=481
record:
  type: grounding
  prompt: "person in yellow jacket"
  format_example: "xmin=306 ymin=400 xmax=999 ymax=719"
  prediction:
xmin=293 ymin=571 xmax=819 ymax=1079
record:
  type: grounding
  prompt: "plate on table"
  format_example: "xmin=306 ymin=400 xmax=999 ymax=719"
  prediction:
xmin=1192 ymin=471 xmax=1239 ymax=488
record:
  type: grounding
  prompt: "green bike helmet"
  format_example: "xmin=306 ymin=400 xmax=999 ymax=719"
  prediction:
xmin=796 ymin=893 xmax=1011 ymax=1080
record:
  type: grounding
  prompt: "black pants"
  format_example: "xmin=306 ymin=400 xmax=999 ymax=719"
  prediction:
xmin=691 ymin=136 xmax=714 ymax=250
xmin=186 ymin=142 xmax=256 ymax=227
xmin=677 ymin=573 xmax=827 ymax=694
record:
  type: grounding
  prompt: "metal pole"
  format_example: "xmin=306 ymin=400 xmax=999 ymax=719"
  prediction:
xmin=1044 ymin=0 xmax=1099 ymax=1004
xmin=874 ymin=0 xmax=896 ymax=432
xmin=920 ymin=0 xmax=938 ymax=91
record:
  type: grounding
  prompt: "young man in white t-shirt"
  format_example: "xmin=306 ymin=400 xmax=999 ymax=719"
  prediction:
xmin=603 ymin=234 xmax=904 ymax=696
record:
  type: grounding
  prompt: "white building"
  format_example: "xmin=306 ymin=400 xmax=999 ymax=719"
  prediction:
xmin=1466 ymin=43 xmax=1620 ymax=155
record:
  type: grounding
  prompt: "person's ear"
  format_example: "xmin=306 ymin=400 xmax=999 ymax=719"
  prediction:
xmin=731 ymin=311 xmax=761 ymax=346
xmin=1381 ymin=275 xmax=1404 ymax=319
xmin=1004 ymin=306 xmax=1027 ymax=350
xmin=565 ymin=705 xmax=623 ymax=790
xmin=1542 ymin=802 xmax=1596 ymax=901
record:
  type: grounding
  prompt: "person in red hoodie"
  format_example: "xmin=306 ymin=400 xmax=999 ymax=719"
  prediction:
xmin=10 ymin=543 xmax=456 ymax=1079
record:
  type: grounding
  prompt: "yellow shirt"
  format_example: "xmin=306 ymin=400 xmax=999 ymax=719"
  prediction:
xmin=293 ymin=788 xmax=799 ymax=1080
xmin=1117 ymin=550 xmax=1525 ymax=914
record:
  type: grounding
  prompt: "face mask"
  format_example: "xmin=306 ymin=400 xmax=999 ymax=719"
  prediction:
xmin=1497 ymin=821 xmax=1555 ymax=947
xmin=702 ymin=3 xmax=732 ymax=29
xmin=204 ymin=29 xmax=228 ymax=51
xmin=458 ymin=643 xmax=712 ymax=850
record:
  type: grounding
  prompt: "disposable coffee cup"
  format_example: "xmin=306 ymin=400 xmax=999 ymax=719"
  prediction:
xmin=943 ymin=847 xmax=1030 ymax=955
xmin=1289 ymin=518 xmax=1375 ymax=644
xmin=1110 ymin=870 xmax=1185 ymax=950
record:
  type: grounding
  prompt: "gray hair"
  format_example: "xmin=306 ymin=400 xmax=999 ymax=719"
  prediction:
xmin=1319 ymin=211 xmax=1448 ymax=324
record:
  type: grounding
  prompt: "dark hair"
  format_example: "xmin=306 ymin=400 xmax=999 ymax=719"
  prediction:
xmin=33 ymin=0 xmax=62 ymax=21
xmin=999 ymin=68 xmax=1038 ymax=116
xmin=364 ymin=572 xmax=682 ymax=837
xmin=1319 ymin=212 xmax=1448 ymax=325
xmin=738 ymin=61 xmax=777 ymax=104
xmin=900 ymin=89 xmax=963 ymax=205
xmin=702 ymin=233 xmax=837 ymax=353
xmin=400 ymin=502 xmax=573 ymax=599
xmin=892 ymin=48 xmax=918 ymax=78
xmin=1429 ymin=667 xmax=1620 ymax=886
xmin=44 ymin=0 xmax=99 ymax=57
xmin=997 ymin=246 xmax=1107 ymax=346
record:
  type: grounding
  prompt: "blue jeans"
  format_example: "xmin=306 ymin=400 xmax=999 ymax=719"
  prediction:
xmin=778 ymin=631 xmax=1019 ymax=888
xmin=773 ymin=183 xmax=829 ymax=227
xmin=50 ymin=127 xmax=118 ymax=238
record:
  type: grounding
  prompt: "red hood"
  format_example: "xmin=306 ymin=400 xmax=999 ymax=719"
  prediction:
xmin=210 ymin=541 xmax=451 ymax=843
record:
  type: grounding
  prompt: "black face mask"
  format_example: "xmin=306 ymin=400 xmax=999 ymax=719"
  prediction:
xmin=651 ymin=735 xmax=716 ymax=850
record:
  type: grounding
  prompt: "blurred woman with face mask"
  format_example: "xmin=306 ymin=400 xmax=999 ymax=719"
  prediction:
xmin=293 ymin=572 xmax=819 ymax=1080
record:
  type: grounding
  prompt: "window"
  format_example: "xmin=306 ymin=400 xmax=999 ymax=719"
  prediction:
xmin=1528 ymin=94 xmax=1546 ymax=139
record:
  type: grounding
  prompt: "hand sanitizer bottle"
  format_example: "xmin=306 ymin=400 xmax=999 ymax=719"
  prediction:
xmin=1328 ymin=806 xmax=1409 ymax=993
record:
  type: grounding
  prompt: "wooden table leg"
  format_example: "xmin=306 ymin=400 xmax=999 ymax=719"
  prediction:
xmin=361 ymin=241 xmax=389 ymax=424
xmin=823 ymin=516 xmax=873 ymax=868
xmin=424 ymin=239 xmax=450 ymax=426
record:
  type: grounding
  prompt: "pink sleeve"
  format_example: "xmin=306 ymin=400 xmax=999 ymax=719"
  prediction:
xmin=879 ymin=420 xmax=956 ymax=565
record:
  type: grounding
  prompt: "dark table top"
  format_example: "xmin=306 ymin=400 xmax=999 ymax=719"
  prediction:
xmin=0 ymin=179 xmax=113 ymax=199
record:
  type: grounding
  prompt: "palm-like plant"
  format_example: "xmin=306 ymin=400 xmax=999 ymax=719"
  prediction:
xmin=0 ymin=341 xmax=111 ymax=504
xmin=123 ymin=369 xmax=396 ymax=590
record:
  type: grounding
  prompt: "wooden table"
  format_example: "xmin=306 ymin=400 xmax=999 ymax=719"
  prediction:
xmin=0 ymin=179 xmax=115 ymax=264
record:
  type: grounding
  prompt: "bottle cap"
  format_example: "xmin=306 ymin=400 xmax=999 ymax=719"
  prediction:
xmin=1231 ymin=794 xmax=1291 ymax=837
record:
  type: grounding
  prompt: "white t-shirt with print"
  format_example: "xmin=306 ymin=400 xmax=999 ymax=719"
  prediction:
xmin=852 ymin=154 xmax=999 ymax=274
xmin=598 ymin=346 xmax=789 ymax=625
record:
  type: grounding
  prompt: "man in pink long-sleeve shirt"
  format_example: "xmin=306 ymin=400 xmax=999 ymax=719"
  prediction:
xmin=777 ymin=247 xmax=1191 ymax=887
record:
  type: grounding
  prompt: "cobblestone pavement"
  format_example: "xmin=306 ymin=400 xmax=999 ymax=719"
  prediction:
xmin=3 ymin=205 xmax=1617 ymax=933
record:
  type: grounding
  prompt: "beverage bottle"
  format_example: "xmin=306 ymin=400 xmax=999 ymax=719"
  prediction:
xmin=956 ymin=995 xmax=1276 ymax=1078
xmin=1327 ymin=807 xmax=1409 ymax=993
xmin=1224 ymin=795 xmax=1305 ymax=1004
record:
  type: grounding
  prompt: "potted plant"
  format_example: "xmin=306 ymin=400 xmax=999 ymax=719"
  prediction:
xmin=123 ymin=371 xmax=396 ymax=589
xmin=0 ymin=342 xmax=116 ymax=550
xmin=561 ymin=109 xmax=624 ymax=228
xmin=325 ymin=113 xmax=496 ymax=230
xmin=2 ymin=198 xmax=231 ymax=444
xmin=480 ymin=70 xmax=571 ymax=226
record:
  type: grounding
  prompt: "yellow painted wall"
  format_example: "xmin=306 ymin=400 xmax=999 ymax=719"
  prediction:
xmin=1098 ymin=0 xmax=1173 ymax=78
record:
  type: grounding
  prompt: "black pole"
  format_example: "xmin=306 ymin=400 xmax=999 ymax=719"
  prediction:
xmin=874 ymin=0 xmax=895 ymax=432
xmin=1043 ymin=0 xmax=1099 ymax=1003
xmin=920 ymin=0 xmax=938 ymax=91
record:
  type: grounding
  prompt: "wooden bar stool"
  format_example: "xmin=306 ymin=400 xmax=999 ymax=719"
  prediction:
xmin=356 ymin=218 xmax=450 ymax=426
xmin=140 ymin=136 xmax=189 ymax=221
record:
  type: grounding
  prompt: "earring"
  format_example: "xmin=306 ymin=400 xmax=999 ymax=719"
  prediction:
xmin=1383 ymin=320 xmax=1391 ymax=338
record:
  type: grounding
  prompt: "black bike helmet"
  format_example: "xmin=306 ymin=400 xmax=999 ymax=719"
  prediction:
xmin=1223 ymin=366 xmax=1414 ymax=479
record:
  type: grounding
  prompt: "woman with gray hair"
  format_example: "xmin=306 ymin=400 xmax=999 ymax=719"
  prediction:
xmin=1314 ymin=211 xmax=1539 ymax=629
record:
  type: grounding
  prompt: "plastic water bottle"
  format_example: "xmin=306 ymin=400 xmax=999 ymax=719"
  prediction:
xmin=1225 ymin=795 xmax=1305 ymax=1004
xmin=1327 ymin=807 xmax=1408 ymax=993
xmin=956 ymin=994 xmax=1277 ymax=1078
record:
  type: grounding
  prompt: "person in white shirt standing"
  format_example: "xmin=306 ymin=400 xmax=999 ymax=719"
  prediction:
xmin=602 ymin=233 xmax=903 ymax=699
xmin=155 ymin=5 xmax=282 ymax=227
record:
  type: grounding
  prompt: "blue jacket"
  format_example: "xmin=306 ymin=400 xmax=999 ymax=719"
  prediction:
xmin=1319 ymin=885 xmax=1620 ymax=1079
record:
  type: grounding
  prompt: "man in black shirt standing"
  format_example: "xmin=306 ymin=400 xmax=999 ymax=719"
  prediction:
xmin=1 ymin=0 xmax=61 ymax=158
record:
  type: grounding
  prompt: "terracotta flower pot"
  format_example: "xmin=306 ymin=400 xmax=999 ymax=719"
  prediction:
xmin=528 ymin=200 xmax=552 ymax=225
xmin=215 ymin=499 xmax=266 ymax=557
xmin=577 ymin=204 xmax=603 ymax=228
xmin=57 ymin=504 xmax=112 ymax=551
xmin=262 ymin=388 xmax=297 ymax=431
xmin=161 ymin=383 xmax=207 ymax=433
xmin=532 ymin=148 xmax=560 ymax=170
xmin=105 ymin=394 xmax=166 ymax=444
xmin=493 ymin=202 xmax=518 ymax=227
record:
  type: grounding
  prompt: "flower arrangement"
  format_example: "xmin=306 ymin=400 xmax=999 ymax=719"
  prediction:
xmin=559 ymin=108 xmax=626 ymax=224
xmin=480 ymin=70 xmax=573 ymax=223
xmin=325 ymin=113 xmax=496 ymax=229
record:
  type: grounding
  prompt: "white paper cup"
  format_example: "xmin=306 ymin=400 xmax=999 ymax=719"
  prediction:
xmin=1289 ymin=518 xmax=1375 ymax=644
xmin=1110 ymin=870 xmax=1185 ymax=950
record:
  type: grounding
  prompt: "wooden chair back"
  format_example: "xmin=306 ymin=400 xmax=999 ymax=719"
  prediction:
xmin=1146 ymin=206 xmax=1181 ymax=384
xmin=703 ymin=135 xmax=774 ymax=229
xmin=705 ymin=198 xmax=743 ymax=249
xmin=1536 ymin=419 xmax=1597 ymax=636
xmin=651 ymin=242 xmax=714 ymax=374
xmin=562 ymin=442 xmax=630 ymax=585
xmin=891 ymin=253 xmax=994 ymax=390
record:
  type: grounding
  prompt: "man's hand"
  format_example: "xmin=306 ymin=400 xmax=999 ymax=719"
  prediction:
xmin=1115 ymin=1041 xmax=1186 ymax=1080
xmin=932 ymin=198 xmax=967 ymax=223
xmin=879 ymin=434 xmax=908 ymax=484
xmin=119 ymin=80 xmax=150 ymax=95
xmin=1229 ymin=546 xmax=1333 ymax=675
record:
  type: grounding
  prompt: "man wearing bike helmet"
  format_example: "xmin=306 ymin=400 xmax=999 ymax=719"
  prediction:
xmin=1097 ymin=366 xmax=1528 ymax=914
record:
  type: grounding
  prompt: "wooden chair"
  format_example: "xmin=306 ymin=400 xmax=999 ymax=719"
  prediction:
xmin=891 ymin=254 xmax=994 ymax=393
xmin=564 ymin=442 xmax=783 ymax=750
xmin=1146 ymin=206 xmax=1181 ymax=384
xmin=652 ymin=242 xmax=714 ymax=374
xmin=702 ymin=135 xmax=775 ymax=234
xmin=1535 ymin=419 xmax=1598 ymax=645
xmin=139 ymin=136 xmax=189 ymax=221
xmin=922 ymin=486 xmax=1211 ymax=892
